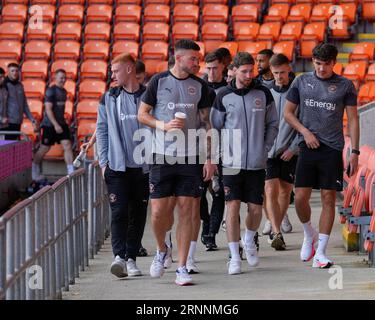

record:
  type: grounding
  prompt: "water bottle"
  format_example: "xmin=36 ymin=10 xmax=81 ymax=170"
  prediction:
xmin=212 ymin=174 xmax=220 ymax=193
xmin=73 ymin=149 xmax=86 ymax=168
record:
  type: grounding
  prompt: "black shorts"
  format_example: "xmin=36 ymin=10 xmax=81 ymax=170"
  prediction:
xmin=149 ymin=161 xmax=203 ymax=199
xmin=223 ymin=169 xmax=266 ymax=205
xmin=295 ymin=142 xmax=343 ymax=191
xmin=41 ymin=124 xmax=71 ymax=146
xmin=266 ymin=155 xmax=298 ymax=184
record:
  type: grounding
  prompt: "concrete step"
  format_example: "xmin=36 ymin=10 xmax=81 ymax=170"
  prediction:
xmin=341 ymin=42 xmax=356 ymax=53
xmin=337 ymin=52 xmax=350 ymax=62
xmin=358 ymin=33 xmax=375 ymax=42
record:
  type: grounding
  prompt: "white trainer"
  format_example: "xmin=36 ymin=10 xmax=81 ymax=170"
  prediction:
xmin=110 ymin=255 xmax=128 ymax=278
xmin=150 ymin=251 xmax=166 ymax=278
xmin=281 ymin=214 xmax=293 ymax=233
xmin=243 ymin=241 xmax=259 ymax=267
xmin=126 ymin=258 xmax=142 ymax=276
xmin=262 ymin=219 xmax=272 ymax=235
xmin=175 ymin=266 xmax=193 ymax=286
xmin=312 ymin=255 xmax=334 ymax=269
xmin=227 ymin=259 xmax=241 ymax=275
xmin=186 ymin=258 xmax=199 ymax=274
xmin=163 ymin=245 xmax=173 ymax=269
xmin=300 ymin=232 xmax=319 ymax=262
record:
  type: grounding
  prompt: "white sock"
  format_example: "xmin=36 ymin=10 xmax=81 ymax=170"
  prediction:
xmin=244 ymin=229 xmax=256 ymax=248
xmin=188 ymin=241 xmax=197 ymax=261
xmin=32 ymin=162 xmax=40 ymax=175
xmin=302 ymin=221 xmax=315 ymax=238
xmin=67 ymin=164 xmax=74 ymax=174
xmin=165 ymin=230 xmax=172 ymax=248
xmin=229 ymin=242 xmax=241 ymax=261
xmin=316 ymin=234 xmax=330 ymax=257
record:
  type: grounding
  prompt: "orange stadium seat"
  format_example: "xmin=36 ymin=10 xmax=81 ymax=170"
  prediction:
xmin=24 ymin=41 xmax=51 ymax=61
xmin=310 ymin=4 xmax=332 ymax=23
xmin=44 ymin=144 xmax=64 ymax=159
xmin=0 ymin=59 xmax=17 ymax=70
xmin=287 ymin=4 xmax=312 ymax=23
xmin=51 ymin=60 xmax=78 ymax=80
xmin=363 ymin=2 xmax=375 ymax=21
xmin=30 ymin=0 xmax=56 ymax=4
xmin=172 ymin=23 xmax=199 ymax=42
xmin=88 ymin=0 xmax=113 ymax=4
xmin=219 ymin=42 xmax=238 ymax=57
xmin=80 ymin=60 xmax=108 ymax=80
xmin=78 ymin=80 xmax=106 ymax=101
xmin=64 ymin=79 xmax=76 ymax=101
xmin=143 ymin=23 xmax=170 ymax=42
xmin=0 ymin=41 xmax=22 ymax=61
xmin=173 ymin=0 xmax=199 ymax=4
xmin=201 ymin=22 xmax=228 ymax=41
xmin=334 ymin=3 xmax=357 ymax=24
xmin=23 ymin=79 xmax=46 ymax=100
xmin=279 ymin=22 xmax=303 ymax=41
xmin=117 ymin=0 xmax=141 ymax=4
xmin=256 ymin=22 xmax=281 ymax=47
xmin=0 ymin=22 xmax=24 ymax=41
xmin=29 ymin=4 xmax=56 ymax=23
xmin=115 ymin=5 xmax=142 ymax=23
xmin=77 ymin=119 xmax=97 ymax=145
xmin=173 ymin=4 xmax=199 ymax=23
xmin=84 ymin=23 xmax=111 ymax=41
xmin=195 ymin=41 xmax=205 ymax=60
xmin=87 ymin=5 xmax=113 ymax=23
xmin=143 ymin=60 xmax=161 ymax=76
xmin=156 ymin=60 xmax=168 ymax=73
xmin=264 ymin=4 xmax=290 ymax=23
xmin=236 ymin=0 xmax=263 ymax=11
xmin=113 ymin=22 xmax=140 ymax=41
xmin=343 ymin=61 xmax=368 ymax=90
xmin=4 ymin=0 xmax=28 ymax=4
xmin=233 ymin=22 xmax=260 ymax=41
xmin=204 ymin=40 xmax=222 ymax=53
xmin=21 ymin=119 xmax=38 ymax=142
xmin=203 ymin=0 xmax=228 ymax=3
xmin=238 ymin=41 xmax=268 ymax=58
xmin=144 ymin=0 xmax=170 ymax=4
xmin=349 ymin=43 xmax=375 ymax=62
xmin=141 ymin=41 xmax=169 ymax=60
xmin=300 ymin=22 xmax=326 ymax=58
xmin=76 ymin=100 xmax=99 ymax=119
xmin=28 ymin=99 xmax=43 ymax=121
xmin=273 ymin=41 xmax=295 ymax=61
xmin=58 ymin=5 xmax=84 ymax=23
xmin=54 ymin=41 xmax=81 ymax=60
xmin=202 ymin=4 xmax=229 ymax=23
xmin=83 ymin=41 xmax=110 ymax=60
xmin=27 ymin=22 xmax=53 ymax=41
xmin=231 ymin=4 xmax=258 ymax=23
xmin=1 ymin=4 xmax=28 ymax=23
xmin=358 ymin=83 xmax=375 ymax=105
xmin=55 ymin=22 xmax=82 ymax=41
xmin=21 ymin=60 xmax=48 ymax=80
xmin=144 ymin=5 xmax=170 ymax=23
xmin=365 ymin=63 xmax=375 ymax=83
xmin=333 ymin=62 xmax=343 ymax=75
xmin=112 ymin=41 xmax=139 ymax=59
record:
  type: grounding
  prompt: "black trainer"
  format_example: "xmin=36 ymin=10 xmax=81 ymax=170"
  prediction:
xmin=270 ymin=232 xmax=286 ymax=251
xmin=137 ymin=246 xmax=148 ymax=257
xmin=205 ymin=234 xmax=218 ymax=251
xmin=201 ymin=222 xmax=210 ymax=245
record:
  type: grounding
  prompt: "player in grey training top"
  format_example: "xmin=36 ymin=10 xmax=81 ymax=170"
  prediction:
xmin=284 ymin=43 xmax=359 ymax=269
xmin=256 ymin=49 xmax=275 ymax=88
xmin=138 ymin=39 xmax=216 ymax=286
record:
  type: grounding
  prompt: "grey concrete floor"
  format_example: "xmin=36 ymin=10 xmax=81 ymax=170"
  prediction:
xmin=63 ymin=192 xmax=375 ymax=300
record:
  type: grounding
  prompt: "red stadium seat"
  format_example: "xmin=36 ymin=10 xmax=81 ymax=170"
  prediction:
xmin=172 ymin=23 xmax=199 ymax=42
xmin=256 ymin=22 xmax=281 ymax=47
xmin=273 ymin=41 xmax=295 ymax=61
xmin=201 ymin=22 xmax=228 ymax=41
xmin=264 ymin=4 xmax=290 ymax=23
xmin=0 ymin=59 xmax=18 ymax=70
xmin=112 ymin=41 xmax=139 ymax=59
xmin=365 ymin=63 xmax=375 ymax=83
xmin=358 ymin=83 xmax=375 ymax=105
xmin=343 ymin=61 xmax=368 ymax=89
xmin=279 ymin=22 xmax=303 ymax=41
xmin=0 ymin=22 xmax=24 ymax=41
xmin=83 ymin=41 xmax=110 ymax=60
xmin=363 ymin=2 xmax=375 ymax=21
xmin=51 ymin=60 xmax=78 ymax=80
xmin=55 ymin=22 xmax=82 ymax=41
xmin=23 ymin=79 xmax=46 ymax=100
xmin=0 ymin=41 xmax=22 ymax=61
xmin=238 ymin=41 xmax=268 ymax=59
xmin=27 ymin=22 xmax=53 ymax=41
xmin=333 ymin=62 xmax=343 ymax=75
xmin=219 ymin=42 xmax=238 ymax=57
xmin=21 ymin=119 xmax=38 ymax=143
xmin=233 ymin=22 xmax=260 ymax=41
xmin=1 ymin=4 xmax=28 ymax=23
xmin=349 ymin=43 xmax=375 ymax=62
xmin=117 ymin=0 xmax=141 ymax=4
xmin=86 ymin=5 xmax=113 ymax=23
xmin=310 ymin=4 xmax=332 ymax=23
xmin=80 ymin=60 xmax=108 ymax=80
xmin=144 ymin=4 xmax=170 ymax=23
xmin=64 ymin=79 xmax=76 ymax=101
xmin=76 ymin=100 xmax=99 ymax=119
xmin=232 ymin=4 xmax=258 ymax=23
xmin=58 ymin=5 xmax=84 ymax=23
xmin=113 ymin=22 xmax=140 ymax=41
xmin=84 ymin=23 xmax=111 ymax=41
xmin=287 ymin=4 xmax=312 ymax=23
xmin=28 ymin=99 xmax=43 ymax=121
xmin=24 ymin=41 xmax=51 ymax=61
xmin=77 ymin=119 xmax=97 ymax=145
xmin=204 ymin=40 xmax=222 ymax=54
xmin=300 ymin=22 xmax=326 ymax=58
xmin=29 ymin=4 xmax=56 ymax=23
xmin=195 ymin=41 xmax=206 ymax=60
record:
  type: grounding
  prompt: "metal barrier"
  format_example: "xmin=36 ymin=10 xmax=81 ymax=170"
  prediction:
xmin=0 ymin=162 xmax=110 ymax=300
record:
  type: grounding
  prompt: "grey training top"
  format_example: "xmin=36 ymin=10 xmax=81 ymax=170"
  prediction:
xmin=41 ymin=85 xmax=67 ymax=127
xmin=141 ymin=71 xmax=214 ymax=158
xmin=286 ymin=72 xmax=357 ymax=151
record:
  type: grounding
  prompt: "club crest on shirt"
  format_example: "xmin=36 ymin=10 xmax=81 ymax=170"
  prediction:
xmin=167 ymin=102 xmax=175 ymax=110
xmin=328 ymin=85 xmax=337 ymax=93
xmin=254 ymin=98 xmax=262 ymax=106
xmin=188 ymin=86 xmax=197 ymax=95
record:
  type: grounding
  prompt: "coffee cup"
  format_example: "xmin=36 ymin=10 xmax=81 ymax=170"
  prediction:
xmin=174 ymin=112 xmax=187 ymax=121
